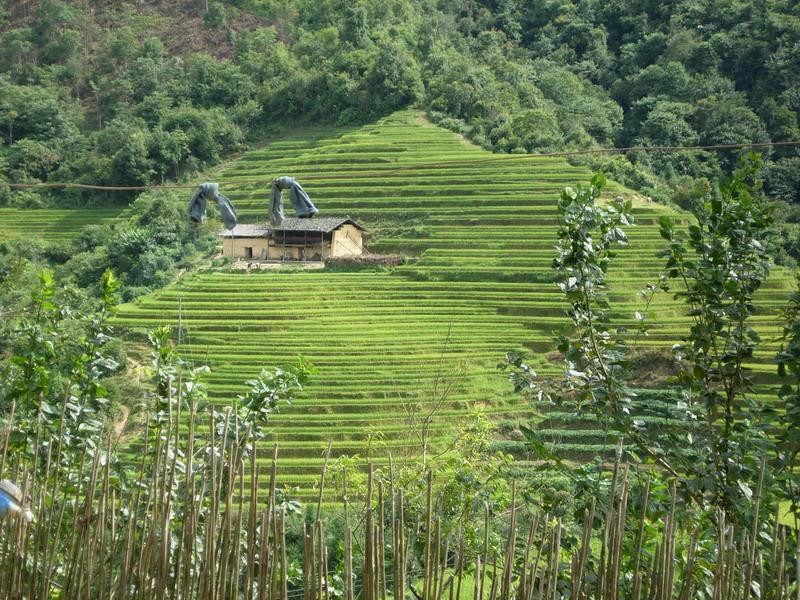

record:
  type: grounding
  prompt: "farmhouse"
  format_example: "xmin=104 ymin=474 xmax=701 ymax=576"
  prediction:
xmin=220 ymin=217 xmax=365 ymax=261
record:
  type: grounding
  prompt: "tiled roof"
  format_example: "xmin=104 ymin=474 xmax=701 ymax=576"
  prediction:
xmin=271 ymin=217 xmax=365 ymax=233
xmin=221 ymin=224 xmax=268 ymax=237
xmin=220 ymin=217 xmax=365 ymax=237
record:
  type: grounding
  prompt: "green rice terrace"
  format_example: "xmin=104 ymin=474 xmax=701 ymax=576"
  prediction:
xmin=109 ymin=110 xmax=791 ymax=501
xmin=0 ymin=207 xmax=125 ymax=242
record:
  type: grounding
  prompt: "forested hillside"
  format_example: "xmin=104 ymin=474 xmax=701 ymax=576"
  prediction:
xmin=109 ymin=111 xmax=792 ymax=498
xmin=1 ymin=1 xmax=797 ymax=223
xmin=2 ymin=3 xmax=800 ymax=594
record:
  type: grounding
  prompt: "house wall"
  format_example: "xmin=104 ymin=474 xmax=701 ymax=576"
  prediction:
xmin=222 ymin=236 xmax=331 ymax=261
xmin=331 ymin=225 xmax=363 ymax=257
xmin=267 ymin=242 xmax=329 ymax=261
xmin=223 ymin=237 xmax=270 ymax=259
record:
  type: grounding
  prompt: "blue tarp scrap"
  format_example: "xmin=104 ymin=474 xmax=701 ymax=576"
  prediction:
xmin=0 ymin=480 xmax=32 ymax=521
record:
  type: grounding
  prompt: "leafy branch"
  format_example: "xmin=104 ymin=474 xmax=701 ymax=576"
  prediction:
xmin=775 ymin=272 xmax=800 ymax=527
xmin=658 ymin=153 xmax=774 ymax=520
xmin=535 ymin=176 xmax=680 ymax=471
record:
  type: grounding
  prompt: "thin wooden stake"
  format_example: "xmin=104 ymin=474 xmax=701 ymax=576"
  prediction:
xmin=423 ymin=469 xmax=434 ymax=600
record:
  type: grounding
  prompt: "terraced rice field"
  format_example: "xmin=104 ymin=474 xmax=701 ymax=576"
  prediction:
xmin=0 ymin=207 xmax=125 ymax=242
xmin=111 ymin=110 xmax=792 ymax=500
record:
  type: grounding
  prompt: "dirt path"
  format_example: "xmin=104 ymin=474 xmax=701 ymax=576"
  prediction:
xmin=112 ymin=404 xmax=131 ymax=444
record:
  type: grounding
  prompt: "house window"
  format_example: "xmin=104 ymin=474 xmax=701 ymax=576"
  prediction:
xmin=244 ymin=247 xmax=253 ymax=259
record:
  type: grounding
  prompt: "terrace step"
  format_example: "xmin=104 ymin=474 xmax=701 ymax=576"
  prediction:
xmin=106 ymin=109 xmax=789 ymax=496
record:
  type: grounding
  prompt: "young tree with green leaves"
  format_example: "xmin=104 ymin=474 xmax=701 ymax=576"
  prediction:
xmin=658 ymin=153 xmax=774 ymax=521
xmin=505 ymin=174 xmax=685 ymax=480
xmin=509 ymin=155 xmax=781 ymax=529
xmin=775 ymin=274 xmax=800 ymax=528
xmin=0 ymin=268 xmax=122 ymax=469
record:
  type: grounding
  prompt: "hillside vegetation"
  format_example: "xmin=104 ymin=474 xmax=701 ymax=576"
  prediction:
xmin=0 ymin=3 xmax=798 ymax=590
xmin=0 ymin=0 xmax=795 ymax=499
xmin=0 ymin=2 xmax=797 ymax=237
xmin=0 ymin=206 xmax=123 ymax=241
xmin=112 ymin=111 xmax=792 ymax=501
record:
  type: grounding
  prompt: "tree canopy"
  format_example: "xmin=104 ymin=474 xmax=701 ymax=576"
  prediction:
xmin=0 ymin=0 xmax=797 ymax=251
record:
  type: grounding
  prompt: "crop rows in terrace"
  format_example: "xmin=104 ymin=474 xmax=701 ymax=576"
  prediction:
xmin=0 ymin=207 xmax=125 ymax=242
xmin=113 ymin=110 xmax=792 ymax=500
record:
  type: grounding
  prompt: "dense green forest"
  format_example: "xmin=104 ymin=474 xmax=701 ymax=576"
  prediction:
xmin=0 ymin=0 xmax=797 ymax=314
xmin=0 ymin=0 xmax=797 ymax=301
xmin=1 ymin=2 xmax=799 ymax=594
xmin=1 ymin=0 xmax=798 ymax=207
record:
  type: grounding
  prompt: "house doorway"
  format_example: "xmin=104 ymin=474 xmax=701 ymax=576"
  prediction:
xmin=244 ymin=247 xmax=253 ymax=259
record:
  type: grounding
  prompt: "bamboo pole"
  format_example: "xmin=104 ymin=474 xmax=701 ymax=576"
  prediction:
xmin=795 ymin=529 xmax=799 ymax=600
xmin=247 ymin=449 xmax=259 ymax=600
xmin=481 ymin=503 xmax=489 ymax=600
xmin=398 ymin=488 xmax=406 ymax=600
xmin=531 ymin=516 xmax=549 ymax=600
xmin=500 ymin=482 xmax=517 ymax=600
xmin=379 ymin=482 xmax=387 ymax=600
xmin=548 ymin=520 xmax=561 ymax=600
xmin=3 ymin=412 xmax=799 ymax=600
xmin=280 ymin=509 xmax=288 ymax=600
xmin=489 ymin=553 xmax=499 ymax=600
xmin=365 ymin=463 xmax=375 ymax=600
xmin=574 ymin=500 xmax=595 ymax=600
xmin=318 ymin=520 xmax=326 ymax=600
xmin=344 ymin=466 xmax=353 ymax=600
xmin=423 ymin=469 xmax=434 ymax=600
xmin=455 ymin=531 xmax=466 ymax=600
xmin=473 ymin=557 xmax=483 ymax=600
xmin=431 ymin=518 xmax=442 ymax=600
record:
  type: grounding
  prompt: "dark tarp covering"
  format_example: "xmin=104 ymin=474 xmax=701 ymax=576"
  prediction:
xmin=270 ymin=176 xmax=319 ymax=226
xmin=188 ymin=182 xmax=238 ymax=230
